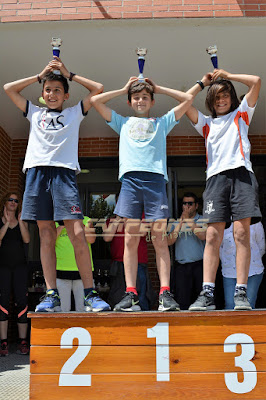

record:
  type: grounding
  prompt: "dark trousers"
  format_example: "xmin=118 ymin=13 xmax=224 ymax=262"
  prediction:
xmin=171 ymin=260 xmax=203 ymax=310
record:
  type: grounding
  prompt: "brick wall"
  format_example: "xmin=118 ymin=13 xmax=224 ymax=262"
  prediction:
xmin=0 ymin=127 xmax=12 ymax=198
xmin=0 ymin=0 xmax=265 ymax=23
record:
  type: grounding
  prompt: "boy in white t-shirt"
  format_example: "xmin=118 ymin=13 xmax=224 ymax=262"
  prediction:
xmin=185 ymin=69 xmax=261 ymax=311
xmin=3 ymin=57 xmax=111 ymax=313
xmin=91 ymin=77 xmax=193 ymax=312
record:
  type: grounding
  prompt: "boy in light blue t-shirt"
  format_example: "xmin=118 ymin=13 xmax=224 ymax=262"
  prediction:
xmin=91 ymin=77 xmax=193 ymax=312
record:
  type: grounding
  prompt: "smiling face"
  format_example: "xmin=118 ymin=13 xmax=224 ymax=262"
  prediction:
xmin=128 ymin=89 xmax=155 ymax=117
xmin=42 ymin=80 xmax=69 ymax=111
xmin=5 ymin=193 xmax=19 ymax=212
xmin=213 ymin=90 xmax=232 ymax=116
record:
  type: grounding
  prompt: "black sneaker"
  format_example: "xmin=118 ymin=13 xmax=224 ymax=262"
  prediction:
xmin=113 ymin=292 xmax=141 ymax=312
xmin=234 ymin=290 xmax=252 ymax=310
xmin=188 ymin=290 xmax=216 ymax=311
xmin=158 ymin=290 xmax=180 ymax=311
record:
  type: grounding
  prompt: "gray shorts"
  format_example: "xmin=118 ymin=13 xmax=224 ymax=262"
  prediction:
xmin=203 ymin=167 xmax=261 ymax=225
xmin=21 ymin=166 xmax=83 ymax=222
xmin=115 ymin=171 xmax=169 ymax=220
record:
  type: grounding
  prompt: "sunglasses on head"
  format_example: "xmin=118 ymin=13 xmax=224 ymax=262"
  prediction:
xmin=8 ymin=198 xmax=19 ymax=204
xmin=182 ymin=201 xmax=195 ymax=206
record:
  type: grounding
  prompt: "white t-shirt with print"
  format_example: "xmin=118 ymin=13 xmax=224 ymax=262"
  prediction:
xmin=107 ymin=109 xmax=178 ymax=182
xmin=194 ymin=96 xmax=256 ymax=180
xmin=22 ymin=101 xmax=85 ymax=173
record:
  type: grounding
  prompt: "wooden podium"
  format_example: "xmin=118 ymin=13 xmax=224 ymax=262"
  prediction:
xmin=29 ymin=310 xmax=266 ymax=399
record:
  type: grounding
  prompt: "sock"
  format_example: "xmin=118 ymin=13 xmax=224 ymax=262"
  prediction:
xmin=1 ymin=339 xmax=8 ymax=344
xmin=47 ymin=288 xmax=59 ymax=295
xmin=160 ymin=286 xmax=170 ymax=295
xmin=126 ymin=287 xmax=138 ymax=295
xmin=235 ymin=284 xmax=247 ymax=295
xmin=18 ymin=338 xmax=27 ymax=344
xmin=203 ymin=282 xmax=215 ymax=297
xmin=84 ymin=287 xmax=94 ymax=297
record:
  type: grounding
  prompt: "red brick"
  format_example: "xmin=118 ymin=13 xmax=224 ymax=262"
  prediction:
xmin=32 ymin=2 xmax=62 ymax=9
xmin=123 ymin=12 xmax=153 ymax=18
xmin=1 ymin=15 xmax=30 ymax=22
xmin=18 ymin=9 xmax=47 ymax=15
xmin=3 ymin=3 xmax=31 ymax=9
xmin=214 ymin=10 xmax=244 ymax=16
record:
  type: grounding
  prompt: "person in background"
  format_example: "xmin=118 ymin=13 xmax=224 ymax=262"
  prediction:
xmin=220 ymin=221 xmax=265 ymax=309
xmin=55 ymin=217 xmax=102 ymax=312
xmin=0 ymin=192 xmax=30 ymax=356
xmin=168 ymin=192 xmax=206 ymax=310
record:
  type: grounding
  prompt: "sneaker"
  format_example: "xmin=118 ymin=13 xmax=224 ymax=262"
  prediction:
xmin=35 ymin=289 xmax=61 ymax=312
xmin=113 ymin=292 xmax=141 ymax=312
xmin=234 ymin=290 xmax=252 ymax=310
xmin=84 ymin=290 xmax=111 ymax=312
xmin=188 ymin=290 xmax=216 ymax=311
xmin=17 ymin=340 xmax=29 ymax=355
xmin=158 ymin=290 xmax=180 ymax=311
xmin=0 ymin=341 xmax=8 ymax=357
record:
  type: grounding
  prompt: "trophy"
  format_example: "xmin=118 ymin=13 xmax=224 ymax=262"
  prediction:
xmin=51 ymin=37 xmax=62 ymax=75
xmin=136 ymin=48 xmax=147 ymax=82
xmin=206 ymin=45 xmax=218 ymax=69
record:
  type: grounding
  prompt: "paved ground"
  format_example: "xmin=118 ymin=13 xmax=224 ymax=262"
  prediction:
xmin=0 ymin=344 xmax=29 ymax=400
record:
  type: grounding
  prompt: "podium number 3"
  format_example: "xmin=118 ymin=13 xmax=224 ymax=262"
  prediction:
xmin=59 ymin=327 xmax=92 ymax=387
xmin=224 ymin=333 xmax=257 ymax=394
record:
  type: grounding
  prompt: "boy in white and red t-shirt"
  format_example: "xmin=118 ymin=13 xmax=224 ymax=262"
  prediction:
xmin=185 ymin=69 xmax=261 ymax=311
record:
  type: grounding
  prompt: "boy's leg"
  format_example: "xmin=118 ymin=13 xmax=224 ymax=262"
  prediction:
xmin=113 ymin=219 xmax=142 ymax=312
xmin=233 ymin=218 xmax=251 ymax=284
xmin=233 ymin=218 xmax=252 ymax=310
xmin=64 ymin=219 xmax=110 ymax=312
xmin=189 ymin=222 xmax=225 ymax=311
xmin=37 ymin=220 xmax=57 ymax=289
xmin=64 ymin=219 xmax=94 ymax=288
xmin=123 ymin=219 xmax=141 ymax=288
xmin=35 ymin=220 xmax=61 ymax=312
xmin=203 ymin=222 xmax=226 ymax=282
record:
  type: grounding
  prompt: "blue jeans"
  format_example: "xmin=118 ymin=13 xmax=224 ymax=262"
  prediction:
xmin=223 ymin=273 xmax=264 ymax=309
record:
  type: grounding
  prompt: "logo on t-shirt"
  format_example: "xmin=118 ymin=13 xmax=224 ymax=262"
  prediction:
xmin=38 ymin=115 xmax=65 ymax=131
xmin=128 ymin=119 xmax=155 ymax=141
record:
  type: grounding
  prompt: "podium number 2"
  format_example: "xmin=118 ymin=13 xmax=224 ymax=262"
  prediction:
xmin=147 ymin=322 xmax=170 ymax=381
xmin=59 ymin=327 xmax=92 ymax=387
xmin=224 ymin=333 xmax=257 ymax=394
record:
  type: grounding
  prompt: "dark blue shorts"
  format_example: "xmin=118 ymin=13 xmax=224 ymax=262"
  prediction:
xmin=21 ymin=166 xmax=83 ymax=222
xmin=114 ymin=171 xmax=169 ymax=220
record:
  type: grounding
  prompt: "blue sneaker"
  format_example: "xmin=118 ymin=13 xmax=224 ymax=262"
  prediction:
xmin=84 ymin=290 xmax=111 ymax=312
xmin=35 ymin=289 xmax=61 ymax=312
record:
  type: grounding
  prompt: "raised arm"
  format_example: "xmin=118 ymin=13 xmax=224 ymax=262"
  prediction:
xmin=3 ymin=63 xmax=53 ymax=113
xmin=211 ymin=69 xmax=261 ymax=108
xmin=91 ymin=77 xmax=138 ymax=122
xmin=48 ymin=57 xmax=104 ymax=113
xmin=18 ymin=212 xmax=30 ymax=244
xmin=185 ymin=73 xmax=213 ymax=124
xmin=146 ymin=79 xmax=193 ymax=121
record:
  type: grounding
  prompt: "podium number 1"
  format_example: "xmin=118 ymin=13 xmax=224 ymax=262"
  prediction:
xmin=147 ymin=322 xmax=170 ymax=381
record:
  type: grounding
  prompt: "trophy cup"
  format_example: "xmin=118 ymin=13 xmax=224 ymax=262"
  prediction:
xmin=206 ymin=45 xmax=218 ymax=69
xmin=51 ymin=37 xmax=62 ymax=75
xmin=136 ymin=48 xmax=147 ymax=82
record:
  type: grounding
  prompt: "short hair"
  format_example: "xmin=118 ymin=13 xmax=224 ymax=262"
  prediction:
xmin=205 ymin=79 xmax=240 ymax=118
xmin=0 ymin=192 xmax=21 ymax=219
xmin=42 ymin=72 xmax=69 ymax=94
xmin=183 ymin=192 xmax=198 ymax=203
xmin=128 ymin=81 xmax=154 ymax=102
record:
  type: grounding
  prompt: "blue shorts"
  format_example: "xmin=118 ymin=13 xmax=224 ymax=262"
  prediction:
xmin=114 ymin=171 xmax=169 ymax=220
xmin=21 ymin=166 xmax=83 ymax=222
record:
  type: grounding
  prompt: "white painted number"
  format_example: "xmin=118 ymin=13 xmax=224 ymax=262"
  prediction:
xmin=147 ymin=322 xmax=170 ymax=381
xmin=224 ymin=333 xmax=257 ymax=394
xmin=59 ymin=327 xmax=92 ymax=387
